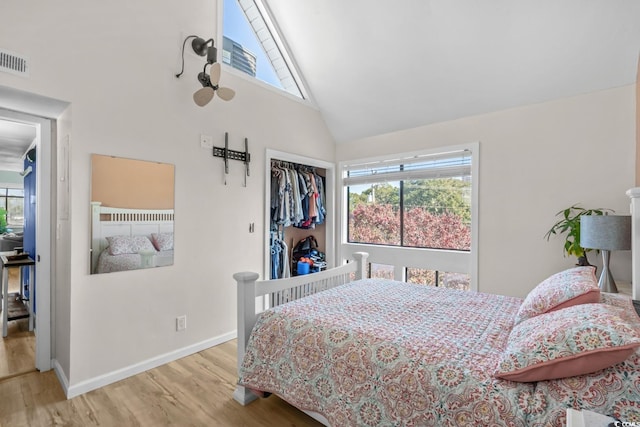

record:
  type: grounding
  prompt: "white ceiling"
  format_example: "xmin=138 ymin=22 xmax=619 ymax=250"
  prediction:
xmin=0 ymin=119 xmax=35 ymax=172
xmin=0 ymin=85 xmax=69 ymax=173
xmin=265 ymin=0 xmax=640 ymax=143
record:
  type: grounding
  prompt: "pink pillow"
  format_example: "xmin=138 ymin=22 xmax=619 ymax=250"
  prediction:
xmin=495 ymin=303 xmax=640 ymax=382
xmin=515 ymin=267 xmax=599 ymax=324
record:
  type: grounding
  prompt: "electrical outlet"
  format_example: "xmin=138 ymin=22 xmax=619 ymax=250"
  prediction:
xmin=176 ymin=315 xmax=187 ymax=331
xmin=200 ymin=134 xmax=213 ymax=149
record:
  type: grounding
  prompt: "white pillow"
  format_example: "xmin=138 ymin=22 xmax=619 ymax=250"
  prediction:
xmin=151 ymin=232 xmax=173 ymax=251
xmin=106 ymin=235 xmax=156 ymax=255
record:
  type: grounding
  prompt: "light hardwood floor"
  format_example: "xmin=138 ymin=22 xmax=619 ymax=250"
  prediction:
xmin=0 ymin=340 xmax=323 ymax=427
xmin=0 ymin=268 xmax=36 ymax=379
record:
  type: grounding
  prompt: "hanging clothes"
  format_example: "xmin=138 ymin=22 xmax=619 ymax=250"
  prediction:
xmin=315 ymin=174 xmax=326 ymax=224
xmin=270 ymin=232 xmax=290 ymax=279
xmin=270 ymin=161 xmax=326 ymax=230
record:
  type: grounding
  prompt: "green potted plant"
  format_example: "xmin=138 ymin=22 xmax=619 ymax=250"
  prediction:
xmin=0 ymin=208 xmax=7 ymax=234
xmin=544 ymin=204 xmax=613 ymax=266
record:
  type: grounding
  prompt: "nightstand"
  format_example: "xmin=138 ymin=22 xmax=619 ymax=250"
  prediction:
xmin=566 ymin=408 xmax=616 ymax=426
xmin=613 ymin=282 xmax=640 ymax=316
xmin=617 ymin=281 xmax=632 ymax=297
xmin=633 ymin=300 xmax=640 ymax=316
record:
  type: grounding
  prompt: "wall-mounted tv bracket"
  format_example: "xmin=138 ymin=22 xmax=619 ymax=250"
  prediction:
xmin=212 ymin=132 xmax=251 ymax=186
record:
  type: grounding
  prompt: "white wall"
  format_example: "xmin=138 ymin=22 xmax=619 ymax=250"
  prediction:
xmin=54 ymin=106 xmax=72 ymax=380
xmin=337 ymin=86 xmax=636 ymax=298
xmin=0 ymin=0 xmax=335 ymax=389
xmin=0 ymin=171 xmax=24 ymax=185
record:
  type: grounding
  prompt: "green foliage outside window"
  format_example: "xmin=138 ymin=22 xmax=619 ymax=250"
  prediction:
xmin=348 ymin=178 xmax=471 ymax=250
xmin=349 ymin=179 xmax=470 ymax=223
xmin=0 ymin=208 xmax=7 ymax=234
xmin=404 ymin=179 xmax=471 ymax=223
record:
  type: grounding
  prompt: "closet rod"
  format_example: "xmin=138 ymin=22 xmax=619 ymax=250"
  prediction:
xmin=271 ymin=159 xmax=316 ymax=172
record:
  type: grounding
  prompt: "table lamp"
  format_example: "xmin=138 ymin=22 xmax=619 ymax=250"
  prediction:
xmin=580 ymin=214 xmax=631 ymax=293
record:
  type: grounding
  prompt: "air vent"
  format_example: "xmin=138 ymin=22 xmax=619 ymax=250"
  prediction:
xmin=0 ymin=48 xmax=29 ymax=77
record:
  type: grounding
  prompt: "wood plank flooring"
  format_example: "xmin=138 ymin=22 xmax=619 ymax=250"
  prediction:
xmin=0 ymin=268 xmax=36 ymax=379
xmin=0 ymin=340 xmax=324 ymax=427
xmin=0 ymin=320 xmax=35 ymax=379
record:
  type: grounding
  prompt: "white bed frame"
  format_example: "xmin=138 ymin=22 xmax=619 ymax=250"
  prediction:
xmin=90 ymin=201 xmax=174 ymax=274
xmin=232 ymin=251 xmax=368 ymax=413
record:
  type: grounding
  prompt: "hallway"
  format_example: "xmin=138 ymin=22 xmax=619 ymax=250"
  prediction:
xmin=0 ymin=267 xmax=36 ymax=380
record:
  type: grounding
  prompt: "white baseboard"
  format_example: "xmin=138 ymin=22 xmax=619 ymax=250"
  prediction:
xmin=65 ymin=331 xmax=237 ymax=399
xmin=52 ymin=358 xmax=70 ymax=397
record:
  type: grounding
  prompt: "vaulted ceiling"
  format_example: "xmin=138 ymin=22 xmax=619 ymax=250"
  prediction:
xmin=1 ymin=2 xmax=638 ymax=162
xmin=265 ymin=0 xmax=640 ymax=143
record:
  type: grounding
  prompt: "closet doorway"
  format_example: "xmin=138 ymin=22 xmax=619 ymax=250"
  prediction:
xmin=265 ymin=150 xmax=335 ymax=280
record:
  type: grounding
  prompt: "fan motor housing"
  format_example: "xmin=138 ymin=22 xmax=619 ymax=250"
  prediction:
xmin=197 ymin=72 xmax=214 ymax=88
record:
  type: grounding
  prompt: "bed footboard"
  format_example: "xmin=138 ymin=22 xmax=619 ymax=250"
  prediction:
xmin=233 ymin=252 xmax=369 ymax=405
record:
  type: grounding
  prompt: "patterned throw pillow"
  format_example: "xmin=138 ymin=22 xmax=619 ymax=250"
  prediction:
xmin=514 ymin=267 xmax=600 ymax=324
xmin=151 ymin=232 xmax=173 ymax=251
xmin=106 ymin=235 xmax=156 ymax=255
xmin=495 ymin=303 xmax=640 ymax=382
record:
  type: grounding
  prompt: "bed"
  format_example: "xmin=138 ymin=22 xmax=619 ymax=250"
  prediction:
xmin=233 ymin=201 xmax=640 ymax=425
xmin=90 ymin=202 xmax=174 ymax=274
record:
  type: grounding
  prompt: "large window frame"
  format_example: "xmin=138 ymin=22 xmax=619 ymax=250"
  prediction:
xmin=339 ymin=143 xmax=479 ymax=291
xmin=218 ymin=0 xmax=311 ymax=103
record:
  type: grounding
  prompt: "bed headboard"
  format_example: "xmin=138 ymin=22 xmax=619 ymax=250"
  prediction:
xmin=90 ymin=201 xmax=175 ymax=274
xmin=626 ymin=188 xmax=640 ymax=299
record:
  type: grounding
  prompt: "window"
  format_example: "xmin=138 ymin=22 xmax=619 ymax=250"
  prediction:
xmin=0 ymin=187 xmax=24 ymax=231
xmin=222 ymin=0 xmax=307 ymax=99
xmin=345 ymin=150 xmax=472 ymax=251
xmin=370 ymin=263 xmax=394 ymax=280
xmin=406 ymin=268 xmax=471 ymax=291
xmin=341 ymin=145 xmax=478 ymax=290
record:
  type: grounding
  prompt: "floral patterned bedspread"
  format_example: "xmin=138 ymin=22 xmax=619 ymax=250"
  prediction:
xmin=96 ymin=249 xmax=174 ymax=273
xmin=238 ymin=279 xmax=640 ymax=426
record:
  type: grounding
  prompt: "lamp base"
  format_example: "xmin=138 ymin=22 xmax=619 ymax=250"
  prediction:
xmin=599 ymin=250 xmax=618 ymax=293
xmin=598 ymin=270 xmax=618 ymax=293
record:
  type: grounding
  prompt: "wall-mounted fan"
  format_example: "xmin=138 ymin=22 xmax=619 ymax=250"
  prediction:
xmin=193 ymin=62 xmax=235 ymax=106
xmin=176 ymin=35 xmax=236 ymax=106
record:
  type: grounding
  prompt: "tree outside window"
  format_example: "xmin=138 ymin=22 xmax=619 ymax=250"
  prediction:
xmin=348 ymin=178 xmax=471 ymax=251
xmin=0 ymin=188 xmax=24 ymax=231
xmin=344 ymin=149 xmax=474 ymax=290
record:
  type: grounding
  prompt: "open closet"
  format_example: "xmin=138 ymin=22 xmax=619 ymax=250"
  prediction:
xmin=264 ymin=150 xmax=335 ymax=280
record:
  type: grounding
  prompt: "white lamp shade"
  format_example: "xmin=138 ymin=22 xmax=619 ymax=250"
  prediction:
xmin=580 ymin=215 xmax=631 ymax=251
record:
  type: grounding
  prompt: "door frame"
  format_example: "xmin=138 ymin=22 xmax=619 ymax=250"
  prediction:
xmin=0 ymin=108 xmax=52 ymax=371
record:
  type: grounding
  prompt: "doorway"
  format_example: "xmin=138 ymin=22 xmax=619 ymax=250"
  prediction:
xmin=0 ymin=108 xmax=52 ymax=374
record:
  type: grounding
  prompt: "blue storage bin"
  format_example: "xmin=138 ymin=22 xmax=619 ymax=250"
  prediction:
xmin=297 ymin=261 xmax=310 ymax=275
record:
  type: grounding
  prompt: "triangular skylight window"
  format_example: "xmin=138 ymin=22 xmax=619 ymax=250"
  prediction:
xmin=223 ymin=0 xmax=306 ymax=99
